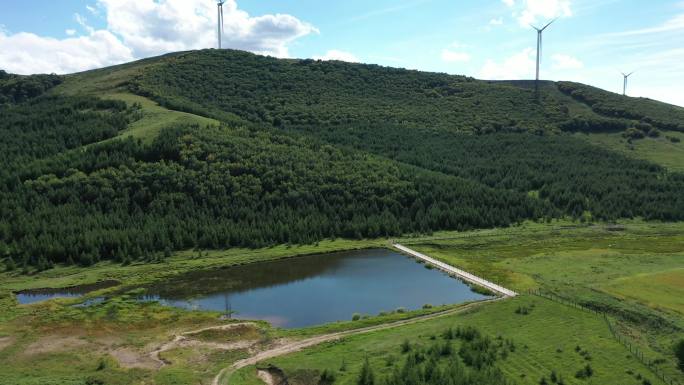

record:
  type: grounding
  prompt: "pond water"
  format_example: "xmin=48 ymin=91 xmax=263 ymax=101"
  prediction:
xmin=143 ymin=249 xmax=489 ymax=328
xmin=15 ymin=280 xmax=119 ymax=305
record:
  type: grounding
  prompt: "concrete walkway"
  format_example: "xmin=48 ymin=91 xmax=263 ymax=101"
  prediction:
xmin=392 ymin=243 xmax=517 ymax=297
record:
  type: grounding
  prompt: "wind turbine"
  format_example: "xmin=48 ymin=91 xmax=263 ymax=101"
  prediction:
xmin=621 ymin=71 xmax=635 ymax=96
xmin=217 ymin=1 xmax=225 ymax=49
xmin=531 ymin=19 xmax=556 ymax=93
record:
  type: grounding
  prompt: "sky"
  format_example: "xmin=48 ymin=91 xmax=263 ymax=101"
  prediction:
xmin=0 ymin=0 xmax=683 ymax=106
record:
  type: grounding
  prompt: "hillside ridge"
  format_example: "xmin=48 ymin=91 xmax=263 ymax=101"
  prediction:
xmin=0 ymin=49 xmax=683 ymax=270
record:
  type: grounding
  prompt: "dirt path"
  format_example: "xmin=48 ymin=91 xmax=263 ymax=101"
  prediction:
xmin=256 ymin=369 xmax=277 ymax=385
xmin=212 ymin=299 xmax=504 ymax=385
xmin=150 ymin=322 xmax=258 ymax=366
xmin=392 ymin=243 xmax=517 ymax=297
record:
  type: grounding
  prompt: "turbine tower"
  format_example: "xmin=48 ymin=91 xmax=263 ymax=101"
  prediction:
xmin=217 ymin=1 xmax=225 ymax=49
xmin=531 ymin=19 xmax=556 ymax=93
xmin=622 ymin=71 xmax=634 ymax=96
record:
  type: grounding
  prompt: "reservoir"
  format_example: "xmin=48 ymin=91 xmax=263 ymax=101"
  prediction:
xmin=143 ymin=248 xmax=490 ymax=328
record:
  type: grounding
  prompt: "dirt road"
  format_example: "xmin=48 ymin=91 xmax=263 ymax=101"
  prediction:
xmin=150 ymin=323 xmax=258 ymax=367
xmin=211 ymin=298 xmax=504 ymax=385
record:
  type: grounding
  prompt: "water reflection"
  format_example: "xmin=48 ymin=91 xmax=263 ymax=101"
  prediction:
xmin=143 ymin=249 xmax=489 ymax=328
xmin=15 ymin=280 xmax=119 ymax=305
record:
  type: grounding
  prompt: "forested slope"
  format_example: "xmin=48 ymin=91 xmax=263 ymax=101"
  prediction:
xmin=132 ymin=50 xmax=621 ymax=134
xmin=558 ymin=81 xmax=684 ymax=132
xmin=1 ymin=50 xmax=683 ymax=269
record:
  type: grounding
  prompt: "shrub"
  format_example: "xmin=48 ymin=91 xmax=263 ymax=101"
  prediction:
xmin=352 ymin=313 xmax=361 ymax=321
xmin=401 ymin=339 xmax=411 ymax=353
xmin=515 ymin=306 xmax=530 ymax=315
xmin=440 ymin=341 xmax=453 ymax=356
xmin=674 ymin=339 xmax=684 ymax=372
xmin=575 ymin=364 xmax=593 ymax=379
xmin=319 ymin=368 xmax=336 ymax=385
xmin=470 ymin=284 xmax=495 ymax=296
xmin=357 ymin=358 xmax=375 ymax=385
xmin=623 ymin=127 xmax=645 ymax=139
xmin=4 ymin=258 xmax=15 ymax=271
xmin=550 ymin=370 xmax=558 ymax=383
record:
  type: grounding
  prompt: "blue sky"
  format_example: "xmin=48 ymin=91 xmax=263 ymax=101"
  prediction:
xmin=1 ymin=0 xmax=682 ymax=106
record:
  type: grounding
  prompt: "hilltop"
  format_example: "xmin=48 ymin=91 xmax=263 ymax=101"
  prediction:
xmin=1 ymin=49 xmax=683 ymax=269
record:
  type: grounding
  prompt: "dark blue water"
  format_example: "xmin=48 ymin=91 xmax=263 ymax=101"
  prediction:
xmin=143 ymin=249 xmax=489 ymax=328
xmin=15 ymin=280 xmax=119 ymax=305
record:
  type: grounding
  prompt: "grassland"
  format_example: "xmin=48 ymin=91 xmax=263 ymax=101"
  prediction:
xmin=231 ymin=296 xmax=664 ymax=385
xmin=52 ymin=65 xmax=220 ymax=144
xmin=578 ymin=131 xmax=684 ymax=172
xmin=401 ymin=220 xmax=684 ymax=381
xmin=604 ymin=269 xmax=684 ymax=315
xmin=105 ymin=92 xmax=218 ymax=142
xmin=0 ymin=221 xmax=682 ymax=385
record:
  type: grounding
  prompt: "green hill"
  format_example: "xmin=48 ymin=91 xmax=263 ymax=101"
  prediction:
xmin=1 ymin=49 xmax=683 ymax=269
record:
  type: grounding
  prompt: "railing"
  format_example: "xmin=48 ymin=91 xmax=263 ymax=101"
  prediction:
xmin=529 ymin=289 xmax=681 ymax=385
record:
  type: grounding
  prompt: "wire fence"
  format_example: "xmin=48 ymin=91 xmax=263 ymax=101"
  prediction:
xmin=528 ymin=289 xmax=681 ymax=385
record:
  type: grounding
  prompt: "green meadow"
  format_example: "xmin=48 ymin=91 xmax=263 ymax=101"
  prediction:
xmin=232 ymin=296 xmax=664 ymax=385
xmin=1 ymin=220 xmax=682 ymax=385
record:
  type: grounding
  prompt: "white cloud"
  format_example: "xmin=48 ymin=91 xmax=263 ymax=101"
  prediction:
xmin=551 ymin=54 xmax=583 ymax=70
xmin=441 ymin=49 xmax=471 ymax=63
xmin=489 ymin=17 xmax=504 ymax=25
xmin=313 ymin=50 xmax=359 ymax=62
xmin=0 ymin=0 xmax=317 ymax=75
xmin=502 ymin=0 xmax=515 ymax=7
xmin=74 ymin=13 xmax=94 ymax=34
xmin=86 ymin=4 xmax=99 ymax=15
xmin=478 ymin=48 xmax=536 ymax=79
xmin=604 ymin=13 xmax=684 ymax=37
xmin=515 ymin=0 xmax=572 ymax=27
xmin=98 ymin=0 xmax=317 ymax=58
xmin=0 ymin=30 xmax=134 ymax=74
xmin=65 ymin=29 xmax=77 ymax=36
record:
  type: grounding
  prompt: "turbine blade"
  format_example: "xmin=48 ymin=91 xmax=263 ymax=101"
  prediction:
xmin=541 ymin=17 xmax=557 ymax=31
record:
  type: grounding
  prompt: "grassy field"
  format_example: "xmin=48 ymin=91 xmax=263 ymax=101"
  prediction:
xmin=604 ymin=268 xmax=684 ymax=315
xmin=578 ymin=131 xmax=684 ymax=172
xmin=54 ymin=70 xmax=219 ymax=143
xmin=401 ymin=220 xmax=684 ymax=382
xmin=232 ymin=296 xmax=664 ymax=385
xmin=1 ymin=221 xmax=682 ymax=385
xmin=105 ymin=92 xmax=218 ymax=142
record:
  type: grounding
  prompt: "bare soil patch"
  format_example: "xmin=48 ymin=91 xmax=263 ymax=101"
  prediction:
xmin=22 ymin=335 xmax=91 ymax=356
xmin=110 ymin=347 xmax=161 ymax=370
xmin=0 ymin=336 xmax=15 ymax=351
